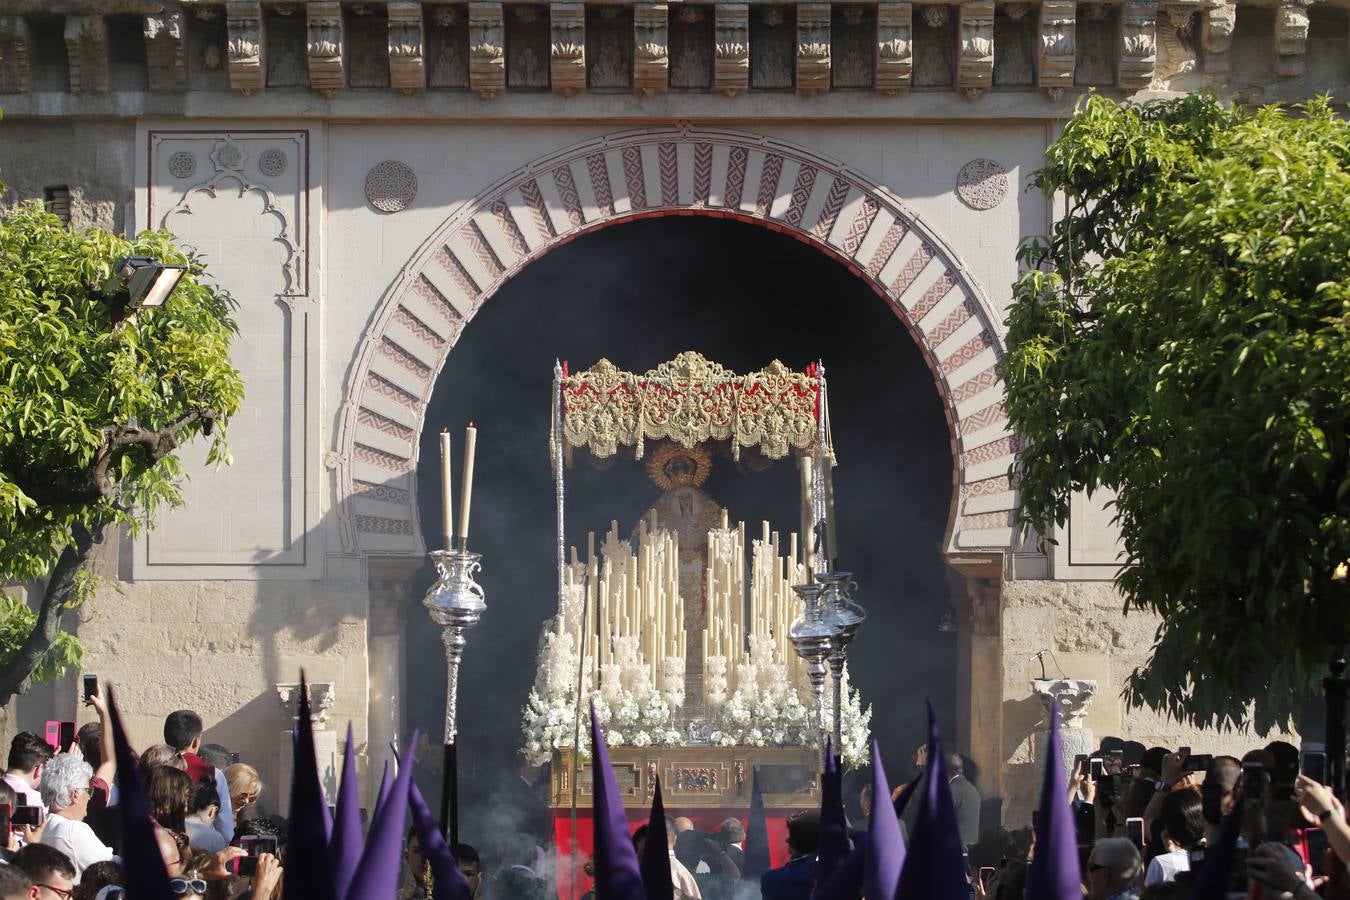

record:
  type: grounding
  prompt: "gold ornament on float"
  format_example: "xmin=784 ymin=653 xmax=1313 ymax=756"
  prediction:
xmin=644 ymin=441 xmax=712 ymax=492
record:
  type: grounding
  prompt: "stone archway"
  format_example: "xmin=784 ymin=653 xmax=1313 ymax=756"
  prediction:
xmin=337 ymin=126 xmax=1017 ymax=564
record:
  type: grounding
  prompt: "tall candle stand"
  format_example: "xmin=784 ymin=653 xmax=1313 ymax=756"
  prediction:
xmin=790 ymin=581 xmax=839 ymax=769
xmin=424 ymin=546 xmax=487 ymax=845
xmin=817 ymin=571 xmax=864 ymax=759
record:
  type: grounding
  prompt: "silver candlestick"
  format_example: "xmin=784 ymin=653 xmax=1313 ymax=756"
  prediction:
xmin=424 ymin=547 xmax=486 ymax=844
xmin=790 ymin=581 xmax=839 ymax=769
xmin=817 ymin=570 xmax=864 ymax=760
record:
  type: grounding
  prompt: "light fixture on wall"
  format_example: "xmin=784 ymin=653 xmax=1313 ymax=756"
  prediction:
xmin=94 ymin=256 xmax=187 ymax=320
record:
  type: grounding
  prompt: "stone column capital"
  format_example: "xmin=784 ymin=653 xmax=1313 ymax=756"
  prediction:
xmin=276 ymin=680 xmax=336 ymax=728
xmin=1031 ymin=677 xmax=1097 ymax=726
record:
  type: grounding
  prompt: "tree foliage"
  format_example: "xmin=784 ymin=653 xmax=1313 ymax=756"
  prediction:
xmin=0 ymin=194 xmax=243 ymax=704
xmin=1005 ymin=94 xmax=1350 ymax=733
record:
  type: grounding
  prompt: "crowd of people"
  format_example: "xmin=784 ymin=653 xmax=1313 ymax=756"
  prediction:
xmin=1 ymin=684 xmax=1346 ymax=900
xmin=0 ymin=687 xmax=282 ymax=899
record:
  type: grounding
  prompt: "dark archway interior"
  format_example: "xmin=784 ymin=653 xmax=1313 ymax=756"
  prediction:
xmin=409 ymin=215 xmax=955 ymax=843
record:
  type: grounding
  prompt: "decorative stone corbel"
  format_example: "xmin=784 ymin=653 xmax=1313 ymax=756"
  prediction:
xmin=469 ymin=1 xmax=505 ymax=98
xmin=64 ymin=15 xmax=109 ymax=94
xmin=1201 ymin=0 xmax=1234 ymax=77
xmin=226 ymin=0 xmax=265 ymax=94
xmin=633 ymin=3 xmax=667 ymax=95
xmin=1037 ymin=0 xmax=1075 ymax=98
xmin=1118 ymin=0 xmax=1157 ymax=89
xmin=549 ymin=2 xmax=585 ymax=96
xmin=307 ymin=1 xmax=343 ymax=96
xmin=387 ymin=1 xmax=426 ymax=92
xmin=1275 ymin=0 xmax=1310 ymax=79
xmin=795 ymin=3 xmax=831 ymax=94
xmin=876 ymin=3 xmax=913 ymax=94
xmin=0 ymin=16 xmax=32 ymax=94
xmin=144 ymin=6 xmax=186 ymax=93
xmin=714 ymin=2 xmax=750 ymax=97
xmin=957 ymin=0 xmax=994 ymax=96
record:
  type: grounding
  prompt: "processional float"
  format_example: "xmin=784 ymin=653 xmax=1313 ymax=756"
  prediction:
xmin=520 ymin=351 xmax=872 ymax=893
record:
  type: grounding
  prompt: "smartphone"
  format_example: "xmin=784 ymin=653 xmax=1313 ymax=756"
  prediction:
xmin=12 ymin=805 xmax=42 ymax=827
xmin=0 ymin=803 xmax=10 ymax=836
xmin=1302 ymin=750 xmax=1328 ymax=784
xmin=979 ymin=867 xmax=995 ymax=888
xmin=242 ymin=834 xmax=279 ymax=857
xmin=1075 ymin=802 xmax=1096 ymax=845
xmin=1178 ymin=746 xmax=1191 ymax=758
xmin=1242 ymin=761 xmax=1265 ymax=800
xmin=1185 ymin=754 xmax=1213 ymax=773
xmin=1090 ymin=757 xmax=1105 ymax=780
xmin=82 ymin=675 xmax=99 ymax=703
xmin=58 ymin=721 xmax=76 ymax=750
xmin=1126 ymin=816 xmax=1145 ymax=848
xmin=233 ymin=856 xmax=259 ymax=877
xmin=1073 ymin=754 xmax=1088 ymax=774
xmin=44 ymin=721 xmax=61 ymax=751
xmin=1306 ymin=827 xmax=1329 ymax=877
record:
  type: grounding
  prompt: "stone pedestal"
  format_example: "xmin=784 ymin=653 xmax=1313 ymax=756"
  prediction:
xmin=1031 ymin=678 xmax=1097 ymax=790
xmin=275 ymin=682 xmax=337 ymax=817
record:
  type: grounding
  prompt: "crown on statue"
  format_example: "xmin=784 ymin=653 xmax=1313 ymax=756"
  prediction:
xmin=645 ymin=441 xmax=712 ymax=491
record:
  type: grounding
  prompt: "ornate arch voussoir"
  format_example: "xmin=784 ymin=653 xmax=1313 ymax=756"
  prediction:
xmin=337 ymin=127 xmax=1017 ymax=562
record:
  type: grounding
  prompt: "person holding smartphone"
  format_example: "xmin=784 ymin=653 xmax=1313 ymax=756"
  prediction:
xmin=1143 ymin=789 xmax=1205 ymax=886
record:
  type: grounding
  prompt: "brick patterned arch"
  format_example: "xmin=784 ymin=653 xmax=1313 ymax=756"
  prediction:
xmin=337 ymin=127 xmax=1017 ymax=561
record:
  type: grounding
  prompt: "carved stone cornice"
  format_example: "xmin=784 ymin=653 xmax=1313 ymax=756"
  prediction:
xmin=876 ymin=2 xmax=913 ymax=94
xmin=307 ymin=1 xmax=344 ymax=96
xmin=1201 ymin=0 xmax=1235 ymax=77
xmin=388 ymin=1 xmax=426 ymax=92
xmin=633 ymin=2 xmax=667 ymax=96
xmin=0 ymin=16 xmax=32 ymax=95
xmin=958 ymin=0 xmax=994 ymax=96
xmin=226 ymin=0 xmax=264 ymax=94
xmin=469 ymin=1 xmax=505 ymax=98
xmin=1038 ymin=0 xmax=1075 ymax=98
xmin=796 ymin=2 xmax=830 ymax=94
xmin=144 ymin=6 xmax=186 ymax=93
xmin=64 ymin=14 xmax=108 ymax=94
xmin=946 ymin=551 xmax=1004 ymax=638
xmin=550 ymin=2 xmax=586 ymax=96
xmin=714 ymin=2 xmax=749 ymax=97
xmin=1275 ymin=0 xmax=1309 ymax=79
xmin=1118 ymin=0 xmax=1157 ymax=89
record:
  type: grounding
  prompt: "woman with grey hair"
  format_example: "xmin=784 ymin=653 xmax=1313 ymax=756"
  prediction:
xmin=39 ymin=753 xmax=116 ymax=881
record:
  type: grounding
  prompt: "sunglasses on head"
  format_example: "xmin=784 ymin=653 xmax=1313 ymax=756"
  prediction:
xmin=169 ymin=879 xmax=207 ymax=895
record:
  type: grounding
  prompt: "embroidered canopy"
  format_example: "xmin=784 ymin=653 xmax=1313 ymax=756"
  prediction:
xmin=557 ymin=351 xmax=828 ymax=461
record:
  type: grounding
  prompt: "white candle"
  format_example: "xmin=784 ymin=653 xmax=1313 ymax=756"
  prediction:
xmin=457 ymin=423 xmax=477 ymax=542
xmin=440 ymin=429 xmax=454 ymax=549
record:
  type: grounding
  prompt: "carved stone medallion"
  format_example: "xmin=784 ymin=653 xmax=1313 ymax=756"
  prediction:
xmin=955 ymin=158 xmax=1008 ymax=210
xmin=168 ymin=150 xmax=197 ymax=180
xmin=365 ymin=160 xmax=418 ymax=213
xmin=259 ymin=148 xmax=287 ymax=177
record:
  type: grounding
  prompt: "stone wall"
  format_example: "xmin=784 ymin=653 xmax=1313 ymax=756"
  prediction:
xmin=998 ymin=578 xmax=1289 ymax=826
xmin=0 ymin=120 xmax=135 ymax=232
xmin=64 ymin=577 xmax=369 ymax=818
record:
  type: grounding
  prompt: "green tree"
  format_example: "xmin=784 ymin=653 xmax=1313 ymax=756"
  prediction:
xmin=0 ymin=194 xmax=243 ymax=706
xmin=1005 ymin=94 xmax=1350 ymax=733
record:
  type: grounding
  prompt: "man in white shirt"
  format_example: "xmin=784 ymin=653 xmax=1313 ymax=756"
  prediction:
xmin=38 ymin=754 xmax=115 ymax=882
xmin=4 ymin=732 xmax=54 ymax=849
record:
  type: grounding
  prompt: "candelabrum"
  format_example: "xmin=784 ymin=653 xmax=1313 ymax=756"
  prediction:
xmin=424 ymin=547 xmax=487 ymax=843
xmin=817 ymin=570 xmax=864 ymax=760
xmin=790 ymin=581 xmax=838 ymax=769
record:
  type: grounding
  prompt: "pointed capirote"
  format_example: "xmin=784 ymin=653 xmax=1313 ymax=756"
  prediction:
xmin=591 ymin=703 xmax=646 ymax=900
xmin=283 ymin=672 xmax=339 ymax=900
xmin=1025 ymin=702 xmax=1082 ymax=900
xmin=107 ymin=688 xmax=175 ymax=900
xmin=346 ymin=729 xmax=421 ymax=899
xmin=814 ymin=841 xmax=866 ymax=900
xmin=640 ymin=777 xmax=675 ymax=900
xmin=373 ymin=759 xmax=393 ymax=821
xmin=863 ymin=740 xmax=905 ymax=900
xmin=741 ymin=768 xmax=771 ymax=881
xmin=895 ymin=702 xmax=968 ymax=900
xmin=1188 ymin=807 xmax=1241 ymax=900
xmin=816 ymin=741 xmax=851 ymax=887
xmin=409 ymin=778 xmax=474 ymax=900
xmin=331 ymin=723 xmax=364 ymax=900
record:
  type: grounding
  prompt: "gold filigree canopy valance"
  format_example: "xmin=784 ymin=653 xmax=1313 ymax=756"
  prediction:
xmin=556 ymin=351 xmax=830 ymax=462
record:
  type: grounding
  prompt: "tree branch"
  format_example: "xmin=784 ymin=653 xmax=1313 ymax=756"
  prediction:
xmin=0 ymin=521 xmax=102 ymax=708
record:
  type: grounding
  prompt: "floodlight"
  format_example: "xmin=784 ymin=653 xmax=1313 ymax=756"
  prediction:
xmin=112 ymin=256 xmax=187 ymax=310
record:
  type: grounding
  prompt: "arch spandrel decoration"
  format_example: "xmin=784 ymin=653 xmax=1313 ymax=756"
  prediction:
xmin=336 ymin=127 xmax=1019 ymax=561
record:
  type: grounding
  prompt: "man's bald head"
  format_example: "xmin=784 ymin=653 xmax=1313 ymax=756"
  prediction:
xmin=673 ymin=817 xmax=694 ymax=833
